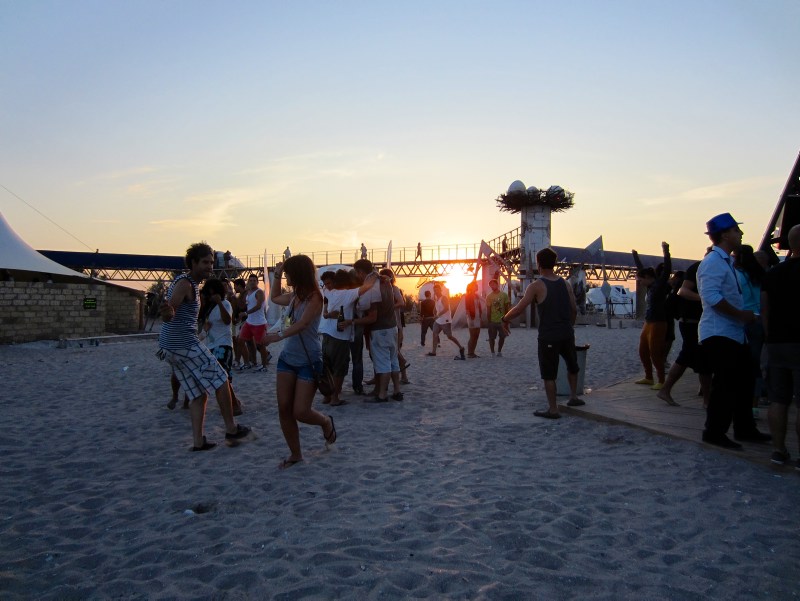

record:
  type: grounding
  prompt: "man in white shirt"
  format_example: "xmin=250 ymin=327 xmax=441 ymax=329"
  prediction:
xmin=238 ymin=274 xmax=270 ymax=372
xmin=428 ymin=283 xmax=466 ymax=360
xmin=320 ymin=270 xmax=361 ymax=405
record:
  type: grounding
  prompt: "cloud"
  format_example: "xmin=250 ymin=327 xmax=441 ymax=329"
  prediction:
xmin=75 ymin=166 xmax=164 ymax=185
xmin=239 ymin=148 xmax=391 ymax=182
xmin=639 ymin=175 xmax=780 ymax=207
xmin=148 ymin=185 xmax=279 ymax=235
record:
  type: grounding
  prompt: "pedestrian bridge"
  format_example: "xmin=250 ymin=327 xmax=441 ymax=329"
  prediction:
xmin=39 ymin=227 xmax=696 ymax=284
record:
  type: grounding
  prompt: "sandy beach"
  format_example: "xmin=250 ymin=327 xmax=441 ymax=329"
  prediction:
xmin=1 ymin=323 xmax=798 ymax=600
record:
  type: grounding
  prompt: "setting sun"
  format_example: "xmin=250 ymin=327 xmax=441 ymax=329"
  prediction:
xmin=440 ymin=272 xmax=475 ymax=296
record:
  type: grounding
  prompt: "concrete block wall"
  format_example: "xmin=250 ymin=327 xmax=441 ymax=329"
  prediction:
xmin=104 ymin=285 xmax=145 ymax=334
xmin=0 ymin=281 xmax=143 ymax=344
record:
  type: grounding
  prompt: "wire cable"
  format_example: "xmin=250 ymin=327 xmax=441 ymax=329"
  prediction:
xmin=0 ymin=183 xmax=95 ymax=251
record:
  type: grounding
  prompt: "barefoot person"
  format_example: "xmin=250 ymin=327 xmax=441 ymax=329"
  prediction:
xmin=262 ymin=256 xmax=336 ymax=468
xmin=428 ymin=283 xmax=466 ymax=360
xmin=158 ymin=242 xmax=250 ymax=451
xmin=501 ymin=247 xmax=585 ymax=419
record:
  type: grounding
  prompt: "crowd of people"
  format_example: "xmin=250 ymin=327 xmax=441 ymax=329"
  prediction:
xmin=157 ymin=220 xmax=798 ymax=469
xmin=633 ymin=214 xmax=799 ymax=465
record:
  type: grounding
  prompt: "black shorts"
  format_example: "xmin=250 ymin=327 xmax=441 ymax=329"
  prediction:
xmin=675 ymin=321 xmax=711 ymax=374
xmin=322 ymin=334 xmax=351 ymax=378
xmin=538 ymin=336 xmax=579 ymax=381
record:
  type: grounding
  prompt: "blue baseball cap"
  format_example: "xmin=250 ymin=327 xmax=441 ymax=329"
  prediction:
xmin=705 ymin=213 xmax=742 ymax=235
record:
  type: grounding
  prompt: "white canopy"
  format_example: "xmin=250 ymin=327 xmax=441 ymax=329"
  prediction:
xmin=0 ymin=211 xmax=89 ymax=278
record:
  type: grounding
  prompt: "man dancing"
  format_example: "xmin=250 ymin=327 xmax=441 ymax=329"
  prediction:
xmin=159 ymin=242 xmax=250 ymax=451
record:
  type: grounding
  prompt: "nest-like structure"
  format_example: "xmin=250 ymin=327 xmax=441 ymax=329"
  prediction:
xmin=496 ymin=187 xmax=575 ymax=214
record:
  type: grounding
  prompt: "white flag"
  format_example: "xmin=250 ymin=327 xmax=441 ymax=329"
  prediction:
xmin=479 ymin=240 xmax=512 ymax=273
xmin=584 ymin=236 xmax=603 ymax=257
xmin=386 ymin=240 xmax=392 ymax=269
xmin=262 ymin=249 xmax=270 ymax=294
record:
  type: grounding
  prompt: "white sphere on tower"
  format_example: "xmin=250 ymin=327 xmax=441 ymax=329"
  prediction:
xmin=507 ymin=180 xmax=526 ymax=195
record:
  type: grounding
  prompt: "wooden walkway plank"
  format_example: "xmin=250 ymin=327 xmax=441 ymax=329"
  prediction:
xmin=561 ymin=369 xmax=798 ymax=470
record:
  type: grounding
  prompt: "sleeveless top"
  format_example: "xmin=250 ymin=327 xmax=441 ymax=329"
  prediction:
xmin=159 ymin=274 xmax=200 ymax=350
xmin=536 ymin=277 xmax=574 ymax=342
xmin=245 ymin=289 xmax=268 ymax=325
xmin=280 ymin=293 xmax=322 ymax=366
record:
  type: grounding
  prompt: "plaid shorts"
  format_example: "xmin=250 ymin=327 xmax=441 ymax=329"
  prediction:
xmin=159 ymin=344 xmax=228 ymax=400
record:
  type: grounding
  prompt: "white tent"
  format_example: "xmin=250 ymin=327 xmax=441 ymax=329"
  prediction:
xmin=586 ymin=286 xmax=635 ymax=316
xmin=0 ymin=212 xmax=89 ymax=278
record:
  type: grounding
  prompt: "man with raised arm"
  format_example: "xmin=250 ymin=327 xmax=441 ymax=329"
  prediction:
xmin=501 ymin=247 xmax=585 ymax=418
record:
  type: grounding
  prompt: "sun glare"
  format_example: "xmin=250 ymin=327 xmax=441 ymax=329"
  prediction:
xmin=441 ymin=272 xmax=474 ymax=296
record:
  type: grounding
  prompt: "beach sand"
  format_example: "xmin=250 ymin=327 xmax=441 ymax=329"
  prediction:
xmin=1 ymin=323 xmax=798 ymax=600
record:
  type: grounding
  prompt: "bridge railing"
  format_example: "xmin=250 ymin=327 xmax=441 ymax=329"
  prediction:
xmin=235 ymin=243 xmax=497 ymax=269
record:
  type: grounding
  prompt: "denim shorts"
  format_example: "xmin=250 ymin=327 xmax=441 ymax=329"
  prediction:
xmin=276 ymin=356 xmax=321 ymax=383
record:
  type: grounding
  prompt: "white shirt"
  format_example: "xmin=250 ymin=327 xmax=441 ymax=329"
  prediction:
xmin=321 ymin=288 xmax=361 ymax=340
xmin=434 ymin=295 xmax=451 ymax=325
xmin=245 ymin=289 xmax=267 ymax=326
xmin=204 ymin=301 xmax=233 ymax=349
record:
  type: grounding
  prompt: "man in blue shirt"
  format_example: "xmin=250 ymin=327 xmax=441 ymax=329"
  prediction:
xmin=697 ymin=213 xmax=771 ymax=449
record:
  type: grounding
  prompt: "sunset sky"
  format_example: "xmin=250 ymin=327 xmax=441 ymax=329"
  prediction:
xmin=2 ymin=1 xmax=798 ymax=272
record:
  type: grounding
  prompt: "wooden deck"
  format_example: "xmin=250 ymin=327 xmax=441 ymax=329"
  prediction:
xmin=560 ymin=370 xmax=798 ymax=470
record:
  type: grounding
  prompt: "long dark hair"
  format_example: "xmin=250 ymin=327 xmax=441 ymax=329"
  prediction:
xmin=465 ymin=281 xmax=478 ymax=319
xmin=734 ymin=245 xmax=765 ymax=286
xmin=283 ymin=255 xmax=320 ymax=301
xmin=198 ymin=278 xmax=226 ymax=323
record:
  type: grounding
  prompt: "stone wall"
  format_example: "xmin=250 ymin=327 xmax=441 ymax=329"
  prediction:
xmin=0 ymin=281 xmax=144 ymax=344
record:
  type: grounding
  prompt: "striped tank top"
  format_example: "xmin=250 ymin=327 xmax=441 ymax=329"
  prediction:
xmin=158 ymin=274 xmax=201 ymax=351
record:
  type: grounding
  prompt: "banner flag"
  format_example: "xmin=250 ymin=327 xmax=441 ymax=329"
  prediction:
xmin=584 ymin=235 xmax=603 ymax=257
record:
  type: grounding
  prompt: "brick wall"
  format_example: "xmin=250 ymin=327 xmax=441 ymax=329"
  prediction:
xmin=0 ymin=281 xmax=144 ymax=344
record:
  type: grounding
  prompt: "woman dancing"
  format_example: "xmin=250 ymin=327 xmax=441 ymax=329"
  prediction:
xmin=262 ymin=255 xmax=336 ymax=468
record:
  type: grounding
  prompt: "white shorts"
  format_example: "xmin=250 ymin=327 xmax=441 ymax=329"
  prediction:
xmin=370 ymin=328 xmax=399 ymax=374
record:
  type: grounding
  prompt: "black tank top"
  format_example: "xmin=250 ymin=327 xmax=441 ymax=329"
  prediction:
xmin=537 ymin=278 xmax=573 ymax=341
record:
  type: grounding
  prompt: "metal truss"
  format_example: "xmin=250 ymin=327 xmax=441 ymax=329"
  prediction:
xmin=84 ymin=259 xmax=636 ymax=284
xmin=86 ymin=267 xmax=265 ymax=283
